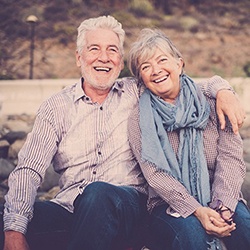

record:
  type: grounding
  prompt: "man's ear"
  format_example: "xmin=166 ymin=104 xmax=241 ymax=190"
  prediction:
xmin=121 ymin=59 xmax=124 ymax=71
xmin=75 ymin=51 xmax=81 ymax=67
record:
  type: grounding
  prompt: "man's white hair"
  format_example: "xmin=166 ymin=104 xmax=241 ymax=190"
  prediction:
xmin=76 ymin=15 xmax=125 ymax=56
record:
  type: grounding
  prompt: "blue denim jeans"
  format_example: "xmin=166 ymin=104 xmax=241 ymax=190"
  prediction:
xmin=26 ymin=200 xmax=73 ymax=250
xmin=149 ymin=201 xmax=250 ymax=250
xmin=0 ymin=199 xmax=73 ymax=250
xmin=1 ymin=182 xmax=148 ymax=250
xmin=68 ymin=181 xmax=148 ymax=250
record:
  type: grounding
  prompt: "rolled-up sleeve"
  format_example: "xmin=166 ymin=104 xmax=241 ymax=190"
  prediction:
xmin=4 ymin=101 xmax=59 ymax=234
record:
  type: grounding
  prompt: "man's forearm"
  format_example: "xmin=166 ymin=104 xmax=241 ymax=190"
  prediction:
xmin=198 ymin=75 xmax=233 ymax=98
xmin=4 ymin=231 xmax=30 ymax=250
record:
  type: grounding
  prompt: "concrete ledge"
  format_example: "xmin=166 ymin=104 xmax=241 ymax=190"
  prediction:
xmin=0 ymin=79 xmax=78 ymax=115
xmin=0 ymin=78 xmax=249 ymax=118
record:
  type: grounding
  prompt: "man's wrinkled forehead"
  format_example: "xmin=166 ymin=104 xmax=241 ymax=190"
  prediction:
xmin=84 ymin=28 xmax=121 ymax=51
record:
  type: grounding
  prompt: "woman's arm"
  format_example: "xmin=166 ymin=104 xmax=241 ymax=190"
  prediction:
xmin=208 ymin=98 xmax=246 ymax=212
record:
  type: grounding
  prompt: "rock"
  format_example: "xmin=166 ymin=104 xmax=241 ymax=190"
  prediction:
xmin=0 ymin=179 xmax=8 ymax=203
xmin=39 ymin=164 xmax=60 ymax=192
xmin=241 ymin=127 xmax=250 ymax=140
xmin=0 ymin=189 xmax=6 ymax=203
xmin=245 ymin=162 xmax=250 ymax=172
xmin=243 ymin=139 xmax=250 ymax=156
xmin=38 ymin=186 xmax=60 ymax=201
xmin=8 ymin=139 xmax=26 ymax=159
xmin=244 ymin=154 xmax=250 ymax=166
xmin=0 ymin=140 xmax=10 ymax=158
xmin=2 ymin=131 xmax=27 ymax=144
xmin=0 ymin=158 xmax=15 ymax=179
xmin=3 ymin=120 xmax=32 ymax=134
xmin=242 ymin=172 xmax=250 ymax=207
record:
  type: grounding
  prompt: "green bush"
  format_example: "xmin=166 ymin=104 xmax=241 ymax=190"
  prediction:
xmin=119 ymin=60 xmax=132 ymax=78
xmin=112 ymin=11 xmax=138 ymax=28
xmin=0 ymin=74 xmax=14 ymax=80
xmin=243 ymin=61 xmax=250 ymax=77
xmin=129 ymin=0 xmax=154 ymax=16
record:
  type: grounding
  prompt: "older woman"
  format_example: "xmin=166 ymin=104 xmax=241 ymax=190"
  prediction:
xmin=128 ymin=28 xmax=250 ymax=250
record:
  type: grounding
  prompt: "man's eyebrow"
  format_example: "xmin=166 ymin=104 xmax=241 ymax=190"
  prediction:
xmin=108 ymin=44 xmax=119 ymax=49
xmin=87 ymin=44 xmax=119 ymax=49
xmin=87 ymin=44 xmax=99 ymax=49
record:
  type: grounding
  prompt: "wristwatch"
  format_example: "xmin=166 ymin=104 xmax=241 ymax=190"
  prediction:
xmin=209 ymin=199 xmax=234 ymax=225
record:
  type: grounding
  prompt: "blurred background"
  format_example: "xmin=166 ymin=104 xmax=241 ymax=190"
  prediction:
xmin=0 ymin=0 xmax=249 ymax=80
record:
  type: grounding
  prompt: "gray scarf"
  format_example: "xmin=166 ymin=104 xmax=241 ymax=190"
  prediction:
xmin=139 ymin=74 xmax=211 ymax=206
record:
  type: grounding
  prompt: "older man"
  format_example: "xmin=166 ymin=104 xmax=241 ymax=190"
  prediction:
xmin=2 ymin=15 xmax=245 ymax=250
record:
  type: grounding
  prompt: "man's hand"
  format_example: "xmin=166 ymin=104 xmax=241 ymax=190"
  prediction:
xmin=194 ymin=207 xmax=236 ymax=238
xmin=4 ymin=231 xmax=30 ymax=250
xmin=216 ymin=90 xmax=246 ymax=134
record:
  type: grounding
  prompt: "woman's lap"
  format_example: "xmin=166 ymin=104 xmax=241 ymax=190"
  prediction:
xmin=149 ymin=204 xmax=208 ymax=250
xmin=149 ymin=201 xmax=250 ymax=250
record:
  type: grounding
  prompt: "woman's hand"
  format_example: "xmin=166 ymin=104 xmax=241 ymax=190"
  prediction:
xmin=216 ymin=90 xmax=246 ymax=134
xmin=194 ymin=206 xmax=236 ymax=238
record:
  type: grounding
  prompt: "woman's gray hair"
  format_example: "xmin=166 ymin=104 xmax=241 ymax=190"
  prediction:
xmin=128 ymin=28 xmax=184 ymax=78
xmin=77 ymin=15 xmax=125 ymax=56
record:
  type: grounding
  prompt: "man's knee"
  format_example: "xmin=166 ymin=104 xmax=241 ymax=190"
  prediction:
xmin=74 ymin=182 xmax=118 ymax=212
xmin=80 ymin=181 xmax=114 ymax=198
xmin=84 ymin=181 xmax=114 ymax=197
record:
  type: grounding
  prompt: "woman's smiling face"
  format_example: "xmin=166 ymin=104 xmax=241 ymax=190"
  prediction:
xmin=139 ymin=48 xmax=183 ymax=103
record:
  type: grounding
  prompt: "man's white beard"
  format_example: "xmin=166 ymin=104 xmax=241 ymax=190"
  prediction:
xmin=82 ymin=69 xmax=120 ymax=91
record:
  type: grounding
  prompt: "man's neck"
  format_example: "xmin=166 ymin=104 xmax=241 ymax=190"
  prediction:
xmin=83 ymin=83 xmax=111 ymax=104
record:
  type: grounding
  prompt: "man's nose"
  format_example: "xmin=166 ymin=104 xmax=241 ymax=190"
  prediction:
xmin=98 ymin=50 xmax=110 ymax=62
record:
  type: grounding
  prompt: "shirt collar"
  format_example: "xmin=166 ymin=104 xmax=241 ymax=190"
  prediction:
xmin=74 ymin=77 xmax=125 ymax=102
xmin=112 ymin=79 xmax=125 ymax=96
xmin=73 ymin=78 xmax=85 ymax=103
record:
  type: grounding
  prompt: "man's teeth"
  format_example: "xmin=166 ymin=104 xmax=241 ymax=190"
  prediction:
xmin=95 ymin=67 xmax=111 ymax=72
xmin=154 ymin=76 xmax=168 ymax=83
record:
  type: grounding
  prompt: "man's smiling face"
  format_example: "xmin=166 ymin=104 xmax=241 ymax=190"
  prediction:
xmin=76 ymin=28 xmax=124 ymax=91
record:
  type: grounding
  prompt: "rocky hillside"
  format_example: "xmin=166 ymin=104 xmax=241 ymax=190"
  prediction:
xmin=0 ymin=0 xmax=249 ymax=80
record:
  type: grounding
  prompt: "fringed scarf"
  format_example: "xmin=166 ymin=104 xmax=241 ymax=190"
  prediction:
xmin=139 ymin=74 xmax=211 ymax=206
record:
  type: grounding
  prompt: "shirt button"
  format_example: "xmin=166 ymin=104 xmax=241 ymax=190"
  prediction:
xmin=100 ymin=107 xmax=103 ymax=110
xmin=98 ymin=151 xmax=102 ymax=155
xmin=86 ymin=97 xmax=90 ymax=101
xmin=93 ymin=171 xmax=96 ymax=174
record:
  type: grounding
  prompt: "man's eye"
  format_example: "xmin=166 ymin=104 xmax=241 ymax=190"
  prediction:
xmin=89 ymin=47 xmax=98 ymax=51
xmin=109 ymin=48 xmax=118 ymax=53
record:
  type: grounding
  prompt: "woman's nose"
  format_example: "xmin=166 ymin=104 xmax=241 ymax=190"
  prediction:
xmin=151 ymin=64 xmax=162 ymax=76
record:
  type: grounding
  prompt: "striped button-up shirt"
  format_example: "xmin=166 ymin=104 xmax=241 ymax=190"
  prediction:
xmin=128 ymin=86 xmax=246 ymax=218
xmin=4 ymin=76 xmax=233 ymax=233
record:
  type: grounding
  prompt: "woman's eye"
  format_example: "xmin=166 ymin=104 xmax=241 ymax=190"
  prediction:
xmin=160 ymin=58 xmax=167 ymax=62
xmin=141 ymin=65 xmax=149 ymax=71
